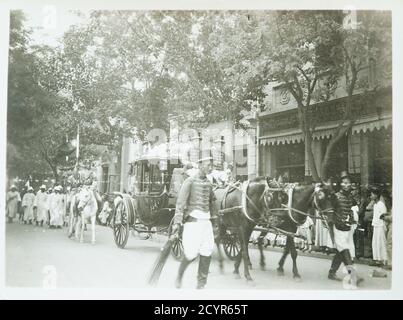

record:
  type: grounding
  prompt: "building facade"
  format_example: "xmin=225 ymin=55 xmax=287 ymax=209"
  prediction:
xmin=258 ymin=76 xmax=392 ymax=186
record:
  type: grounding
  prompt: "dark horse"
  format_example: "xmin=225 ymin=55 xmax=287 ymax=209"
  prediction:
xmin=214 ymin=178 xmax=336 ymax=282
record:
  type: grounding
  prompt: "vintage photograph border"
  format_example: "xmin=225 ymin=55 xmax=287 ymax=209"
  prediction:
xmin=0 ymin=0 xmax=402 ymax=300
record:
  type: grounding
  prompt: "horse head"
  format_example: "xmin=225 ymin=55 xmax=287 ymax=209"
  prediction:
xmin=246 ymin=177 xmax=286 ymax=221
xmin=77 ymin=187 xmax=94 ymax=212
xmin=312 ymin=182 xmax=338 ymax=218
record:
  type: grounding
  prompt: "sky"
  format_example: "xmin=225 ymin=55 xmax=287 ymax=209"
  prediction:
xmin=22 ymin=6 xmax=90 ymax=47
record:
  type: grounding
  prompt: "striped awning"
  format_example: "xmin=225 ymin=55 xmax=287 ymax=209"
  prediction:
xmin=259 ymin=116 xmax=392 ymax=146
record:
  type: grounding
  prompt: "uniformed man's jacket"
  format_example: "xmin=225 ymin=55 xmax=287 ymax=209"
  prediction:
xmin=173 ymin=175 xmax=217 ymax=224
xmin=332 ymin=190 xmax=354 ymax=231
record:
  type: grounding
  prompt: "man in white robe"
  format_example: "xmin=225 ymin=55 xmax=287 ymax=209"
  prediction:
xmin=371 ymin=188 xmax=388 ymax=265
xmin=22 ymin=186 xmax=35 ymax=224
xmin=49 ymin=186 xmax=64 ymax=229
xmin=6 ymin=185 xmax=21 ymax=223
xmin=34 ymin=185 xmax=48 ymax=226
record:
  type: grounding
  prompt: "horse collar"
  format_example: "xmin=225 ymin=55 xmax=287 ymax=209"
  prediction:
xmin=241 ymin=181 xmax=257 ymax=223
xmin=287 ymin=185 xmax=302 ymax=226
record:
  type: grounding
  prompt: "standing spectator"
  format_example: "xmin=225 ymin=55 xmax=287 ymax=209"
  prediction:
xmin=370 ymin=188 xmax=388 ymax=266
xmin=34 ymin=185 xmax=48 ymax=226
xmin=315 ymin=210 xmax=330 ymax=252
xmin=363 ymin=193 xmax=375 ymax=260
xmin=382 ymin=206 xmax=392 ymax=270
xmin=99 ymin=194 xmax=112 ymax=226
xmin=22 ymin=187 xmax=35 ymax=224
xmin=296 ymin=216 xmax=314 ymax=252
xmin=6 ymin=185 xmax=21 ymax=223
xmin=349 ymin=194 xmax=360 ymax=259
xmin=19 ymin=186 xmax=27 ymax=222
xmin=46 ymin=188 xmax=53 ymax=225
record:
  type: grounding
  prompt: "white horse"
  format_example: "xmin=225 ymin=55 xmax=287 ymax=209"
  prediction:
xmin=76 ymin=186 xmax=98 ymax=244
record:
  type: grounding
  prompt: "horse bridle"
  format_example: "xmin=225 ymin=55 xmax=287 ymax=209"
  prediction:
xmin=78 ymin=188 xmax=92 ymax=211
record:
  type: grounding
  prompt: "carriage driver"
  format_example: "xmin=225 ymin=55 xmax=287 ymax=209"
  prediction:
xmin=171 ymin=156 xmax=218 ymax=289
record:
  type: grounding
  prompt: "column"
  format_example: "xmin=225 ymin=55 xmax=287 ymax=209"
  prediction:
xmin=120 ymin=137 xmax=130 ymax=193
xmin=360 ymin=134 xmax=372 ymax=187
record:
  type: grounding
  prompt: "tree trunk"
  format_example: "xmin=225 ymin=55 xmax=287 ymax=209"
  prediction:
xmin=305 ymin=131 xmax=321 ymax=182
xmin=51 ymin=165 xmax=59 ymax=183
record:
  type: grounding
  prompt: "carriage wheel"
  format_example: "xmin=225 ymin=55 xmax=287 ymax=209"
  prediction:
xmin=168 ymin=218 xmax=184 ymax=261
xmin=223 ymin=232 xmax=241 ymax=261
xmin=113 ymin=199 xmax=130 ymax=249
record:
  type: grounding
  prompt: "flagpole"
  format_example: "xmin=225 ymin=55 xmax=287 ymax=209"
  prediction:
xmin=76 ymin=125 xmax=80 ymax=164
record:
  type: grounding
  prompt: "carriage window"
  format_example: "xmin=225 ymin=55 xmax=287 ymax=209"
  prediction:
xmin=150 ymin=164 xmax=163 ymax=194
xmin=138 ymin=162 xmax=150 ymax=193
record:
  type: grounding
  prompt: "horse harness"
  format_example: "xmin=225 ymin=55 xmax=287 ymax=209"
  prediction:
xmin=219 ymin=181 xmax=331 ymax=239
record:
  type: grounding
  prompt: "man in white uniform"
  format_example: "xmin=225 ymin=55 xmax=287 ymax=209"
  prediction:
xmin=22 ymin=186 xmax=35 ymax=224
xmin=6 ymin=185 xmax=21 ymax=223
xmin=49 ymin=186 xmax=64 ymax=229
xmin=34 ymin=185 xmax=48 ymax=226
xmin=171 ymin=157 xmax=217 ymax=289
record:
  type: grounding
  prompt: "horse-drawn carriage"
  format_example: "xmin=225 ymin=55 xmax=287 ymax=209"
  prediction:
xmin=110 ymin=154 xmax=246 ymax=262
xmin=111 ymin=155 xmax=185 ymax=260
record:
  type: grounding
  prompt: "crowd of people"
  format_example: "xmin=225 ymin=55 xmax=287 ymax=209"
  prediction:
xmin=296 ymin=178 xmax=392 ymax=270
xmin=6 ymin=184 xmax=74 ymax=229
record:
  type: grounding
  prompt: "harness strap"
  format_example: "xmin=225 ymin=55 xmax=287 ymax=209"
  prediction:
xmin=286 ymin=186 xmax=302 ymax=225
xmin=241 ymin=181 xmax=258 ymax=223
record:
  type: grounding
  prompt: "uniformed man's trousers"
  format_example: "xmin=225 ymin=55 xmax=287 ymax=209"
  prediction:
xmin=182 ymin=218 xmax=214 ymax=260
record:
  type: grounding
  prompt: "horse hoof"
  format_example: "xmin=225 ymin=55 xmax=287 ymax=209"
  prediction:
xmin=260 ymin=263 xmax=266 ymax=271
xmin=277 ymin=268 xmax=285 ymax=276
xmin=91 ymin=241 xmax=96 ymax=245
xmin=293 ymin=275 xmax=302 ymax=282
xmin=233 ymin=272 xmax=241 ymax=279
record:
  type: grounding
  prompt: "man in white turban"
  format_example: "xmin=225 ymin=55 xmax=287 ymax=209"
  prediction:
xmin=22 ymin=186 xmax=36 ymax=224
xmin=6 ymin=185 xmax=21 ymax=223
xmin=34 ymin=185 xmax=48 ymax=226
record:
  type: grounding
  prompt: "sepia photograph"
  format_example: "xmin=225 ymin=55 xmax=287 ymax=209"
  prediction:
xmin=1 ymin=0 xmax=401 ymax=300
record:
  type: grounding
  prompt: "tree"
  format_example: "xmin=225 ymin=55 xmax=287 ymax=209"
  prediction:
xmin=213 ymin=11 xmax=392 ymax=181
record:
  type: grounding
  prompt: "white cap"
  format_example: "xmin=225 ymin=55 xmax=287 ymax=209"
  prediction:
xmin=40 ymin=185 xmax=46 ymax=189
xmin=28 ymin=186 xmax=34 ymax=191
xmin=10 ymin=184 xmax=17 ymax=189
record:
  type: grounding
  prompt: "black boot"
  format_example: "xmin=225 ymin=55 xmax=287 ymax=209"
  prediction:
xmin=328 ymin=251 xmax=343 ymax=281
xmin=197 ymin=255 xmax=212 ymax=289
xmin=175 ymin=258 xmax=193 ymax=289
xmin=340 ymin=249 xmax=353 ymax=266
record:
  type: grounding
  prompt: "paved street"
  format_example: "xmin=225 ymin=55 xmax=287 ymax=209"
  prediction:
xmin=6 ymin=222 xmax=391 ymax=290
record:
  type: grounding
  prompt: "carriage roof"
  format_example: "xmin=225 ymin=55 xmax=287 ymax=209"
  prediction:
xmin=132 ymin=155 xmax=183 ymax=165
